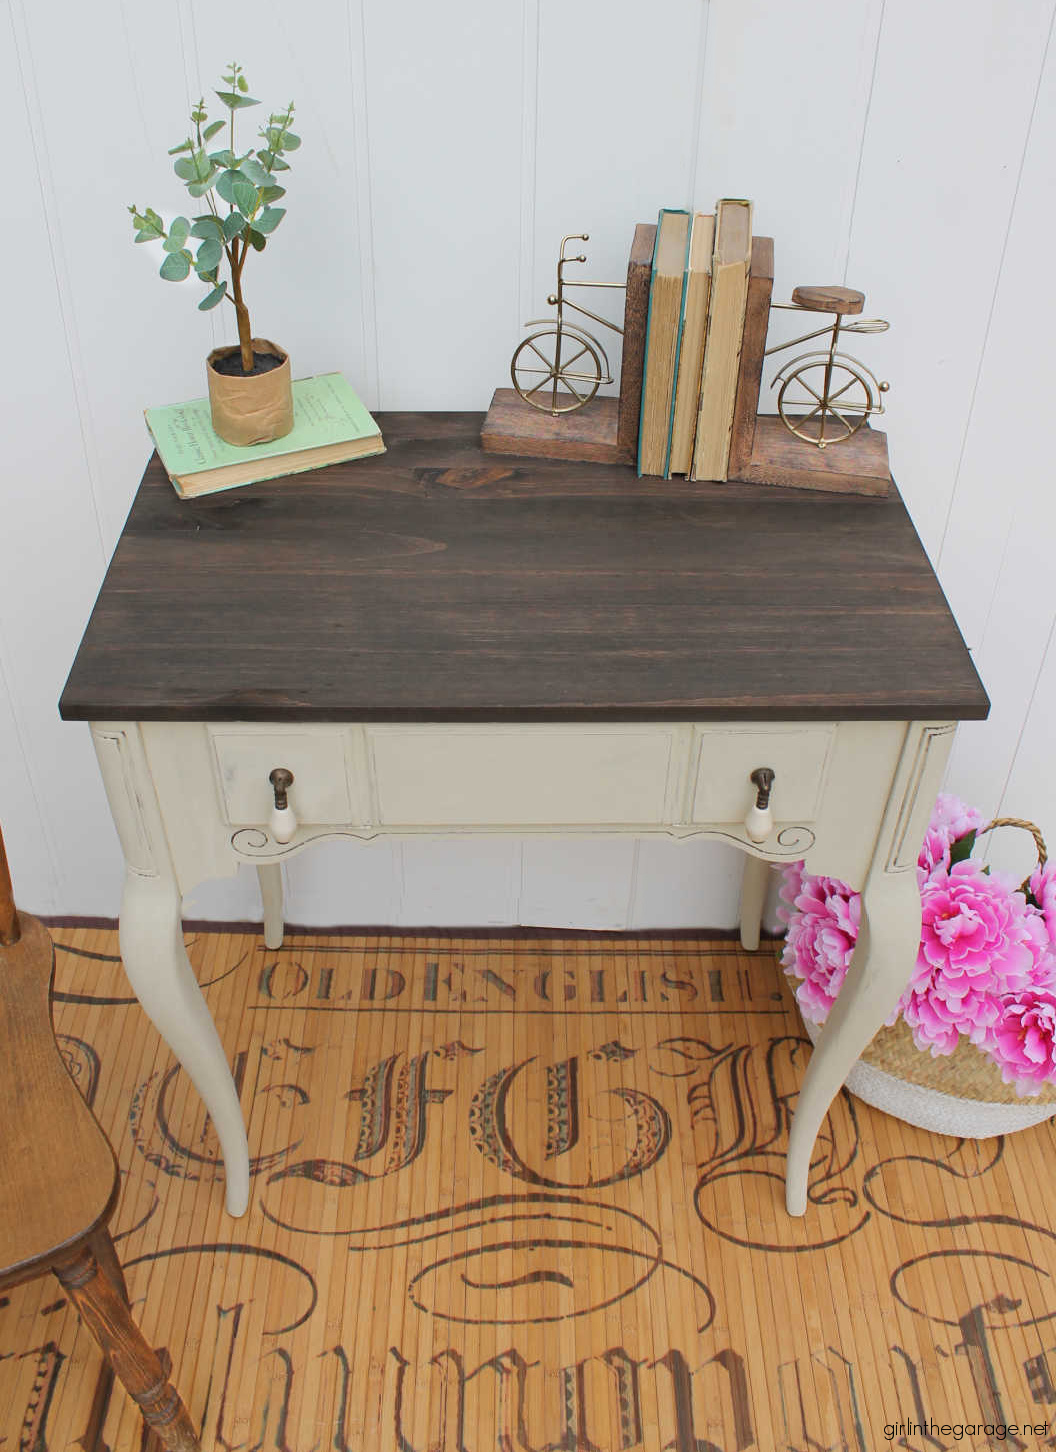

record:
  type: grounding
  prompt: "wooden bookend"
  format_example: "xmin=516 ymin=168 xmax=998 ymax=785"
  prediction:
xmin=480 ymin=222 xmax=655 ymax=466
xmin=726 ymin=236 xmax=774 ymax=479
xmin=732 ymin=415 xmax=893 ymax=496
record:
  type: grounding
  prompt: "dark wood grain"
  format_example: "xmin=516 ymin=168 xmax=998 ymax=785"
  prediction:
xmin=616 ymin=221 xmax=656 ymax=459
xmin=53 ymin=1237 xmax=200 ymax=1450
xmin=59 ymin=412 xmax=989 ymax=723
xmin=732 ymin=413 xmax=892 ymax=495
xmin=726 ymin=236 xmax=775 ymax=479
xmin=481 ymin=389 xmax=630 ymax=463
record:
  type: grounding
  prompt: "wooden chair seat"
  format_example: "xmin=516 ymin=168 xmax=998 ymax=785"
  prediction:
xmin=791 ymin=283 xmax=865 ymax=315
xmin=0 ymin=914 xmax=118 ymax=1280
xmin=0 ymin=829 xmax=199 ymax=1450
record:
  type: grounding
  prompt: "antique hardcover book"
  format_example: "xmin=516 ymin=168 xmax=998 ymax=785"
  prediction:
xmin=145 ymin=372 xmax=385 ymax=499
xmin=668 ymin=212 xmax=715 ymax=476
xmin=636 ymin=208 xmax=692 ymax=478
xmin=726 ymin=235 xmax=776 ymax=479
xmin=691 ymin=198 xmax=753 ymax=481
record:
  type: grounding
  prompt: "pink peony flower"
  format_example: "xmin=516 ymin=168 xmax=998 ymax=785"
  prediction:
xmin=900 ymin=861 xmax=1048 ymax=1055
xmin=1029 ymin=861 xmax=1056 ymax=946
xmin=987 ymin=989 xmax=1056 ymax=1094
xmin=779 ymin=873 xmax=861 ymax=1024
xmin=917 ymin=792 xmax=987 ymax=880
xmin=779 ymin=794 xmax=1056 ymax=1089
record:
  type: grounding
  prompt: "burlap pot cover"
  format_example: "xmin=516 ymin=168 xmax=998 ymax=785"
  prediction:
xmin=206 ymin=338 xmax=294 ymax=447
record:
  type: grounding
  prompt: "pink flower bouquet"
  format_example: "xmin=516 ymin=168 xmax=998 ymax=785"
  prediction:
xmin=779 ymin=795 xmax=1056 ymax=1097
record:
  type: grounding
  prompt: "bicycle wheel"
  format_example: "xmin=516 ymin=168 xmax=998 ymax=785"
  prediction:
xmin=511 ymin=329 xmax=602 ymax=414
xmin=777 ymin=360 xmax=875 ymax=447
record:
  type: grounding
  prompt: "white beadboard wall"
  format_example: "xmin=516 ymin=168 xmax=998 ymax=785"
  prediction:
xmin=3 ymin=0 xmax=1054 ymax=929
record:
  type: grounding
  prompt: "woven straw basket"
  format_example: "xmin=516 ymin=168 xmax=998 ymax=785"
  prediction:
xmin=802 ymin=818 xmax=1056 ymax=1138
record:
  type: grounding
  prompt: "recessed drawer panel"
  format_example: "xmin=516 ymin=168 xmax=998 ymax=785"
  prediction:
xmin=370 ymin=726 xmax=678 ymax=826
xmin=209 ymin=726 xmax=366 ymax=826
xmin=688 ymin=725 xmax=835 ymax=824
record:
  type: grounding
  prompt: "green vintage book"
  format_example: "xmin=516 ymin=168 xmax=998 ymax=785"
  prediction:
xmin=145 ymin=372 xmax=385 ymax=499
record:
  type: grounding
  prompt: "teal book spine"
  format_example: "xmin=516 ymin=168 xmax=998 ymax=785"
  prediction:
xmin=636 ymin=208 xmax=692 ymax=479
xmin=636 ymin=216 xmax=663 ymax=478
xmin=662 ymin=212 xmax=693 ymax=480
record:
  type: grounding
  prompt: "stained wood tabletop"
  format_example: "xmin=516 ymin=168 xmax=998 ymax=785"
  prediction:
xmin=59 ymin=412 xmax=989 ymax=723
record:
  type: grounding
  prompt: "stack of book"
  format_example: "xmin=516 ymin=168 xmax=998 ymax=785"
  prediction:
xmin=145 ymin=372 xmax=385 ymax=500
xmin=637 ymin=199 xmax=764 ymax=481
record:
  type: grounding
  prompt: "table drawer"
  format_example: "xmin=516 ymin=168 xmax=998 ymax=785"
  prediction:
xmin=208 ymin=726 xmax=368 ymax=827
xmin=369 ymin=726 xmax=680 ymax=826
xmin=687 ymin=724 xmax=835 ymax=823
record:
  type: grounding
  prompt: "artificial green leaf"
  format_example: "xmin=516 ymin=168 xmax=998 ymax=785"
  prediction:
xmin=168 ymin=138 xmax=193 ymax=155
xmin=202 ymin=119 xmax=226 ymax=142
xmin=237 ymin=74 xmax=249 ymax=92
xmin=209 ymin=149 xmax=239 ymax=168
xmin=258 ymin=150 xmax=290 ymax=171
xmin=232 ymin=178 xmax=258 ymax=215
xmin=280 ymin=131 xmax=300 ymax=151
xmin=187 ymin=174 xmax=218 ymax=198
xmin=254 ymin=206 xmax=285 ymax=234
xmin=215 ymin=89 xmax=260 ymax=110
xmin=173 ymin=156 xmax=198 ymax=181
xmin=222 ymin=212 xmax=246 ymax=240
xmin=948 ymin=830 xmax=977 ymax=867
xmin=130 ymin=207 xmax=165 ymax=242
xmin=258 ymin=184 xmax=286 ymax=205
xmin=159 ymin=250 xmax=191 ymax=281
xmin=195 ymin=237 xmax=223 ymax=272
xmin=216 ymin=168 xmax=250 ymax=204
xmin=240 ymin=158 xmax=271 ymax=186
xmin=246 ymin=228 xmax=266 ymax=251
xmin=190 ymin=216 xmax=224 ymax=239
xmin=163 ymin=216 xmax=190 ymax=251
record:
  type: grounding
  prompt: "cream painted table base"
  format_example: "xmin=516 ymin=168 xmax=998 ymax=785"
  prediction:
xmin=90 ymin=715 xmax=954 ymax=1220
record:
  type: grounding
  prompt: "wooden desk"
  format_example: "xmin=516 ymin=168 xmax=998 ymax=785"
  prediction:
xmin=60 ymin=412 xmax=989 ymax=1220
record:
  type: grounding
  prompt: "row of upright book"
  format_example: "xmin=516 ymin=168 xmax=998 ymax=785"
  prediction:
xmin=637 ymin=199 xmax=754 ymax=481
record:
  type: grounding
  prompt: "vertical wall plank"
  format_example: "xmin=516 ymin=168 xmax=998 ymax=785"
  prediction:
xmin=630 ymin=837 xmax=745 ymax=930
xmin=529 ymin=0 xmax=706 ymax=393
xmin=938 ymin=10 xmax=1056 ymax=647
xmin=845 ymin=0 xmax=1053 ymax=560
xmin=361 ymin=0 xmax=525 ymax=409
xmin=994 ymin=624 xmax=1056 ymax=884
xmin=519 ymin=838 xmax=637 ymax=930
xmin=399 ymin=838 xmax=522 ymax=927
xmin=284 ymin=837 xmax=401 ymax=928
xmin=939 ymin=17 xmax=1056 ymax=827
xmin=15 ymin=0 xmax=205 ymax=550
xmin=693 ymin=0 xmax=884 ymax=301
xmin=0 ymin=668 xmax=56 ymax=914
xmin=3 ymin=1 xmax=125 ymax=914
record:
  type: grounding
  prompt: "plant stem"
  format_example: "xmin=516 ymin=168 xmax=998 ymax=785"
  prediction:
xmin=230 ymin=238 xmax=253 ymax=372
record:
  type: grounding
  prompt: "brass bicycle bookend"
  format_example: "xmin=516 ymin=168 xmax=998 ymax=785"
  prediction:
xmin=482 ymin=223 xmax=652 ymax=466
xmin=510 ymin=234 xmax=626 ymax=415
xmin=767 ymin=284 xmax=890 ymax=450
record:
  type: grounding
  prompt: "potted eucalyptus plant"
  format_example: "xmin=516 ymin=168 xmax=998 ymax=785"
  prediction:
xmin=129 ymin=62 xmax=300 ymax=446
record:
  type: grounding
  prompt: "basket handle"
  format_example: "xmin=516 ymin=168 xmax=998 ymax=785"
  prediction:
xmin=978 ymin=816 xmax=1047 ymax=894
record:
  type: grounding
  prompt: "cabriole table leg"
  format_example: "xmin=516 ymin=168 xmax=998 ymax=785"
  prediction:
xmin=92 ymin=723 xmax=250 ymax=1217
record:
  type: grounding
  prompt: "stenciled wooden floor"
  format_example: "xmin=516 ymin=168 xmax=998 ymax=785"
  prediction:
xmin=4 ymin=928 xmax=1056 ymax=1451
